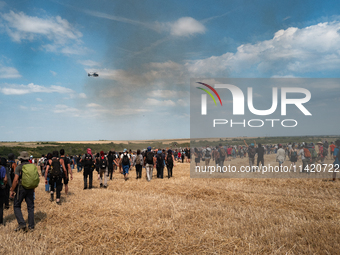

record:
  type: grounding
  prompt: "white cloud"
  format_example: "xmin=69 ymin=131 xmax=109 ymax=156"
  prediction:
xmin=145 ymin=98 xmax=176 ymax=107
xmin=79 ymin=93 xmax=87 ymax=98
xmin=0 ymin=66 xmax=21 ymax=78
xmin=78 ymin=60 xmax=100 ymax=67
xmin=2 ymin=11 xmax=82 ymax=43
xmin=1 ymin=11 xmax=84 ymax=55
xmin=36 ymin=98 xmax=42 ymax=102
xmin=150 ymin=89 xmax=189 ymax=98
xmin=87 ymin=103 xmax=102 ymax=108
xmin=0 ymin=83 xmax=74 ymax=95
xmin=186 ymin=21 xmax=340 ymax=76
xmin=53 ymin=104 xmax=79 ymax=116
xmin=83 ymin=8 xmax=205 ymax=37
xmin=169 ymin=17 xmax=206 ymax=37
xmin=50 ymin=70 xmax=57 ymax=76
xmin=111 ymin=108 xmax=150 ymax=116
xmin=87 ymin=60 xmax=187 ymax=86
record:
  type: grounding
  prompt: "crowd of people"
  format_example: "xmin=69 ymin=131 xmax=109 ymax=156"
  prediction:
xmin=0 ymin=146 xmax=191 ymax=231
xmin=194 ymin=140 xmax=340 ymax=177
xmin=1 ymin=140 xmax=339 ymax=232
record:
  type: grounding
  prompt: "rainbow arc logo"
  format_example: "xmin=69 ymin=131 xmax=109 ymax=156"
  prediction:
xmin=196 ymin=82 xmax=223 ymax=115
xmin=196 ymin=82 xmax=223 ymax=106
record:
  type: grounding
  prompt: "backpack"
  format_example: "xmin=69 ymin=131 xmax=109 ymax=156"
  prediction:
xmin=219 ymin=148 xmax=226 ymax=157
xmin=83 ymin=154 xmax=94 ymax=170
xmin=146 ymin=152 xmax=154 ymax=164
xmin=303 ymin=148 xmax=311 ymax=158
xmin=205 ymin=149 xmax=211 ymax=158
xmin=21 ymin=163 xmax=40 ymax=189
xmin=248 ymin=147 xmax=256 ymax=158
xmin=292 ymin=150 xmax=297 ymax=157
xmin=135 ymin=155 xmax=142 ymax=165
xmin=167 ymin=154 xmax=173 ymax=165
xmin=50 ymin=158 xmax=62 ymax=177
xmin=0 ymin=166 xmax=6 ymax=189
xmin=214 ymin=150 xmax=220 ymax=159
xmin=100 ymin=157 xmax=107 ymax=169
xmin=309 ymin=148 xmax=317 ymax=158
xmin=156 ymin=154 xmax=163 ymax=167
xmin=122 ymin=154 xmax=130 ymax=166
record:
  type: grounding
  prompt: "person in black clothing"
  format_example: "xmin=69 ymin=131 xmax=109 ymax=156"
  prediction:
xmin=256 ymin=143 xmax=265 ymax=170
xmin=45 ymin=151 xmax=67 ymax=204
xmin=81 ymin=148 xmax=95 ymax=189
xmin=156 ymin=150 xmax=164 ymax=178
xmin=165 ymin=150 xmax=175 ymax=178
xmin=60 ymin=149 xmax=73 ymax=195
xmin=107 ymin=151 xmax=114 ymax=180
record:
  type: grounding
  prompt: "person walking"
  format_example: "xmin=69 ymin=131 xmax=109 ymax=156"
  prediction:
xmin=107 ymin=151 xmax=114 ymax=180
xmin=144 ymin=147 xmax=156 ymax=182
xmin=10 ymin=151 xmax=40 ymax=231
xmin=60 ymin=149 xmax=73 ymax=195
xmin=120 ymin=149 xmax=131 ymax=181
xmin=332 ymin=140 xmax=340 ymax=181
xmin=0 ymin=158 xmax=8 ymax=225
xmin=276 ymin=144 xmax=286 ymax=168
xmin=156 ymin=150 xmax=164 ymax=179
xmin=165 ymin=149 xmax=175 ymax=178
xmin=81 ymin=148 xmax=95 ymax=189
xmin=98 ymin=151 xmax=108 ymax=188
xmin=44 ymin=151 xmax=67 ymax=205
xmin=256 ymin=143 xmax=265 ymax=170
xmin=135 ymin=150 xmax=143 ymax=179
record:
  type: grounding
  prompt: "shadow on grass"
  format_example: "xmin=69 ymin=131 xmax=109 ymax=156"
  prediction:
xmin=4 ymin=211 xmax=47 ymax=225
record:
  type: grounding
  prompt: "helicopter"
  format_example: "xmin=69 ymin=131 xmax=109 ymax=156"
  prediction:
xmin=88 ymin=72 xmax=99 ymax=77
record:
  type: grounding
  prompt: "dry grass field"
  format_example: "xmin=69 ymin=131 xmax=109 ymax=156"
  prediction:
xmin=1 ymin=154 xmax=340 ymax=254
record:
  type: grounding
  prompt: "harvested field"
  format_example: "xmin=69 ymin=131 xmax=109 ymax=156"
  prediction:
xmin=1 ymin=154 xmax=340 ymax=254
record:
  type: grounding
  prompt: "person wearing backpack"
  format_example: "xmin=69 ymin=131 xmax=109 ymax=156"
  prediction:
xmin=60 ymin=149 xmax=73 ymax=195
xmin=98 ymin=151 xmax=108 ymax=188
xmin=217 ymin=144 xmax=226 ymax=168
xmin=5 ymin=154 xmax=16 ymax=210
xmin=107 ymin=151 xmax=114 ymax=180
xmin=10 ymin=151 xmax=40 ymax=231
xmin=332 ymin=140 xmax=340 ymax=181
xmin=81 ymin=148 xmax=95 ymax=189
xmin=144 ymin=146 xmax=156 ymax=182
xmin=44 ymin=151 xmax=67 ymax=205
xmin=156 ymin=150 xmax=164 ymax=179
xmin=290 ymin=144 xmax=298 ymax=170
xmin=120 ymin=149 xmax=131 ymax=181
xmin=202 ymin=146 xmax=212 ymax=167
xmin=244 ymin=141 xmax=256 ymax=171
xmin=165 ymin=149 xmax=175 ymax=178
xmin=0 ymin=158 xmax=8 ymax=225
xmin=135 ymin=150 xmax=143 ymax=179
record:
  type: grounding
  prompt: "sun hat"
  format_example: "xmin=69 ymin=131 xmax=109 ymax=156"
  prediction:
xmin=18 ymin=151 xmax=30 ymax=160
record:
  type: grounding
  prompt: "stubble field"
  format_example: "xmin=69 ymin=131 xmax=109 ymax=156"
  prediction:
xmin=0 ymin=153 xmax=339 ymax=254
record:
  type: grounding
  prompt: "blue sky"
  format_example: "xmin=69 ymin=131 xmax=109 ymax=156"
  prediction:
xmin=0 ymin=0 xmax=339 ymax=141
